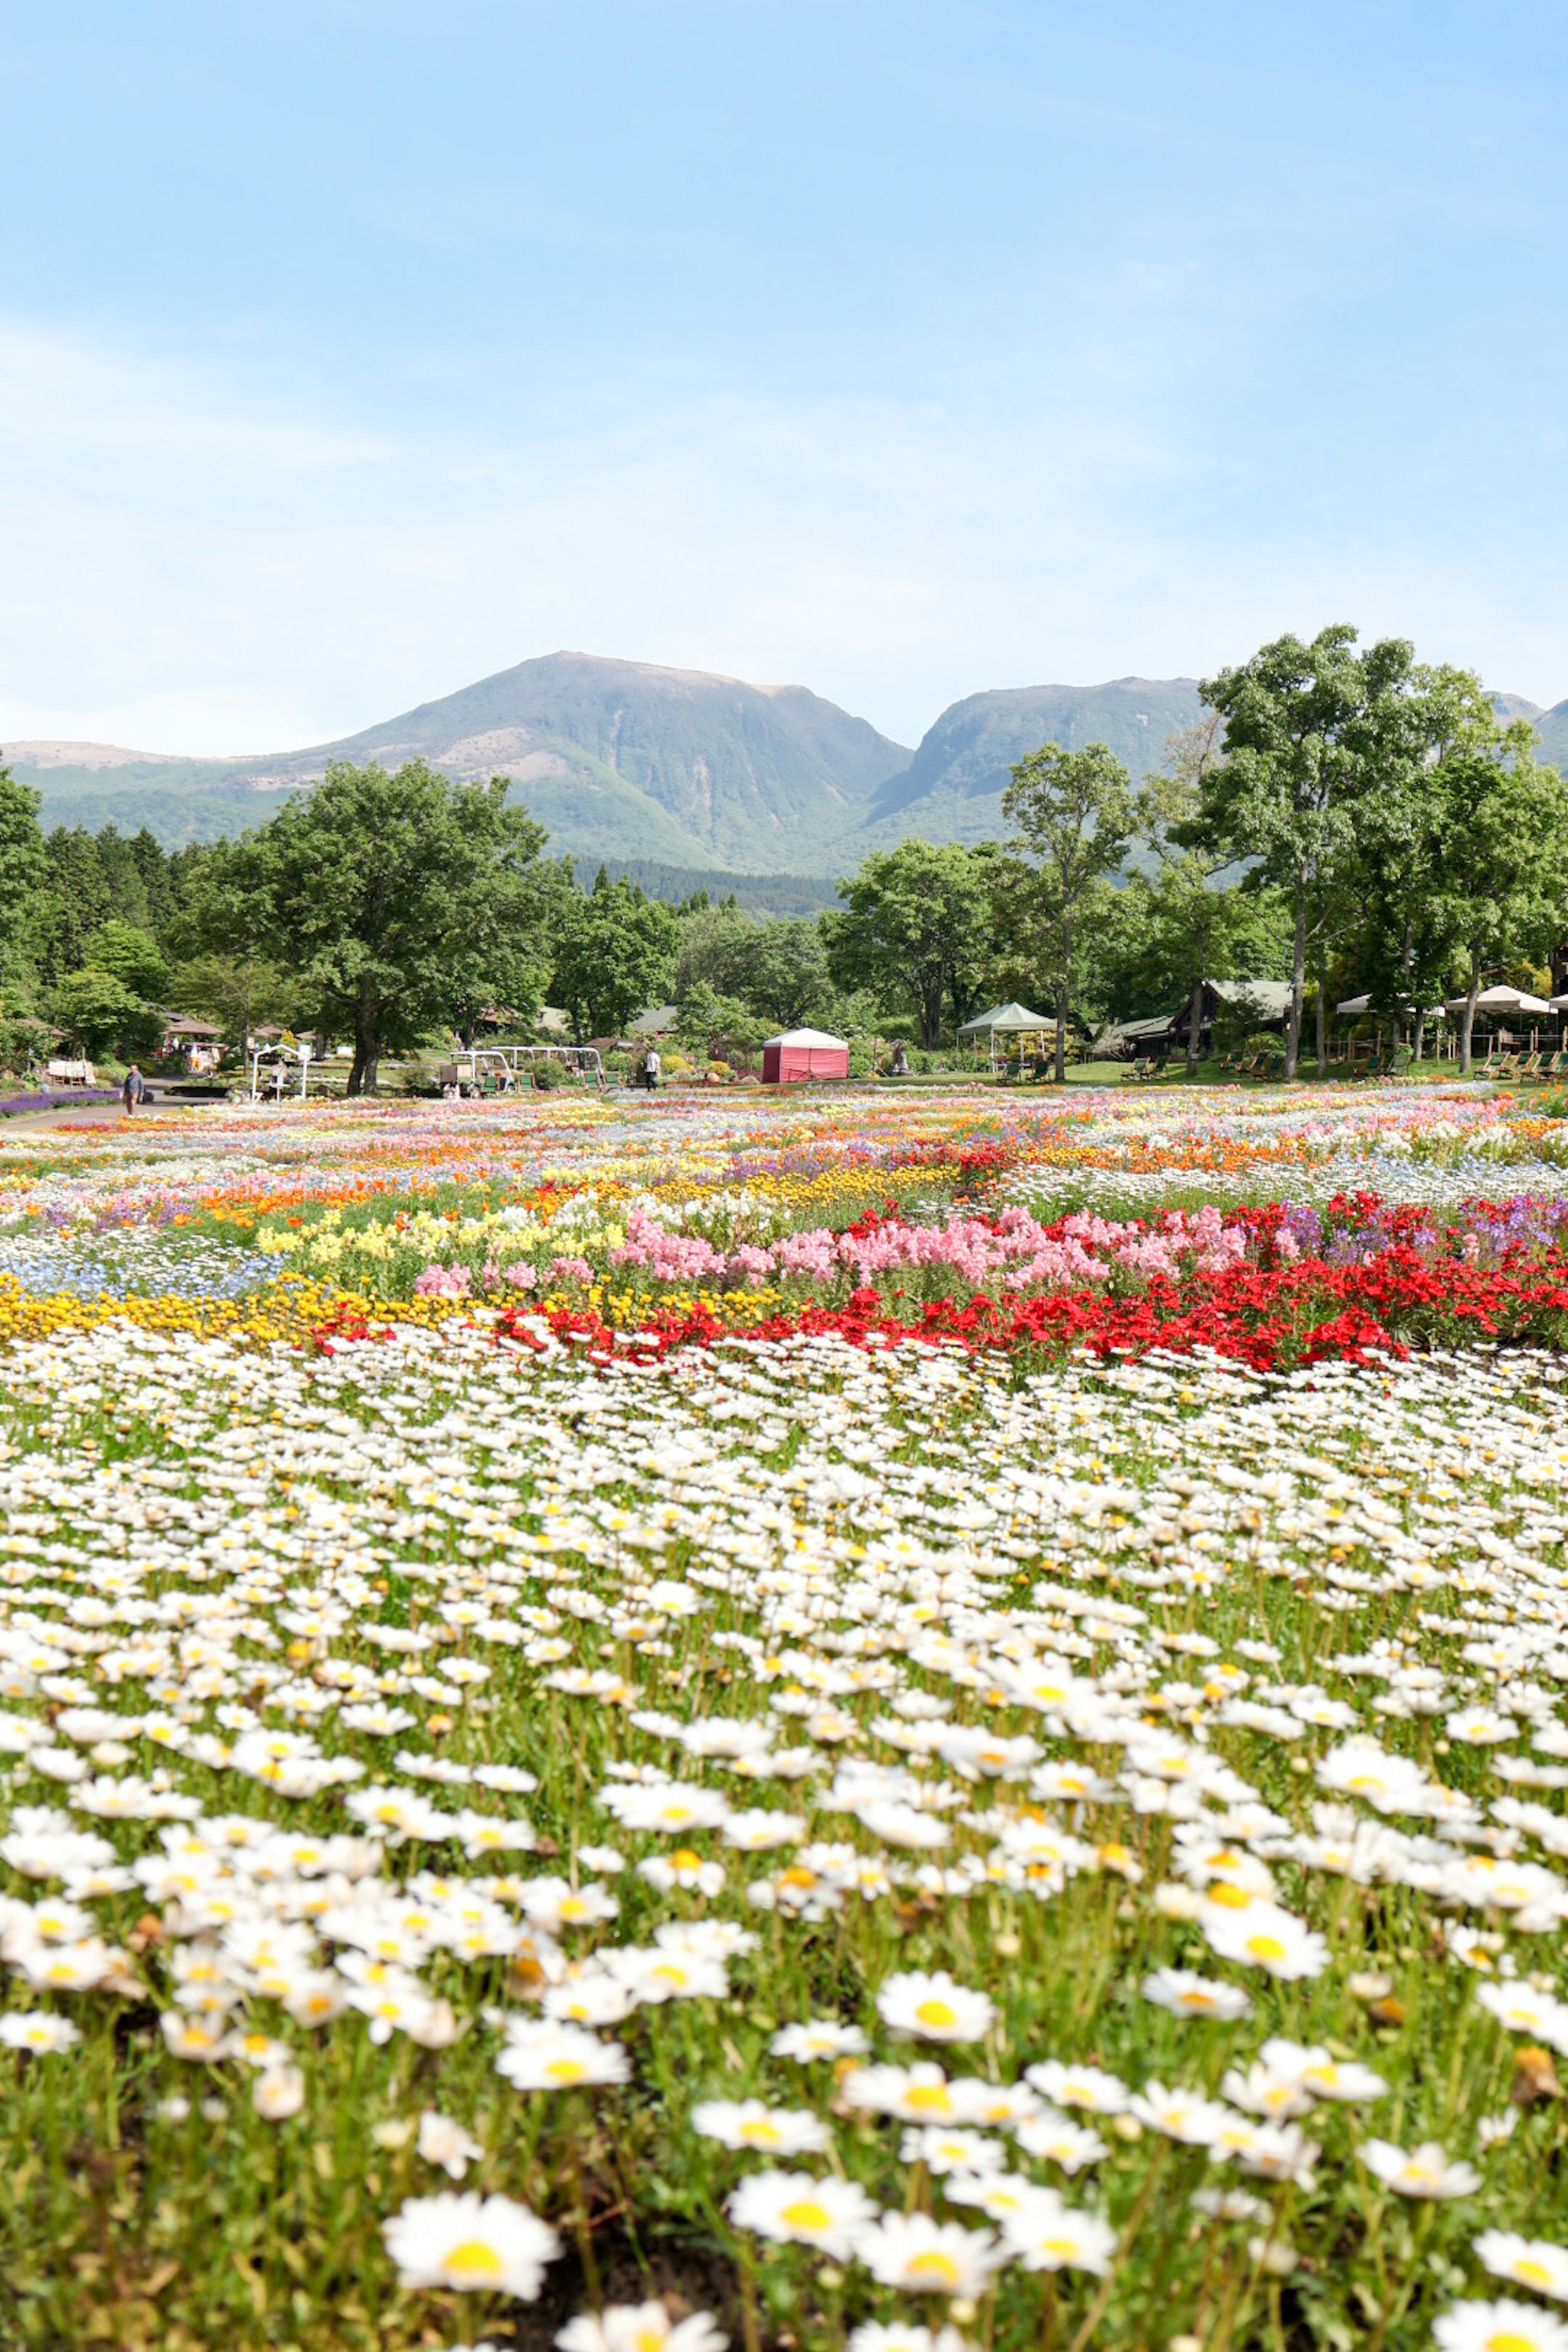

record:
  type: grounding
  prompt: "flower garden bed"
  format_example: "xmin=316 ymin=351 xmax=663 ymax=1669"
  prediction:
xmin=0 ymin=1084 xmax=1562 ymax=2351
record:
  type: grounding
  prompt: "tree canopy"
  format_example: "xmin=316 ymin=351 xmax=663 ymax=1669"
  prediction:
xmin=550 ymin=869 xmax=678 ymax=1042
xmin=227 ymin=761 xmax=553 ymax=1094
xmin=1002 ymin=740 xmax=1137 ymax=1080
xmin=823 ymin=840 xmax=991 ymax=1047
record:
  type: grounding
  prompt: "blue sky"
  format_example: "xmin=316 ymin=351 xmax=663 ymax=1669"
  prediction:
xmin=3 ymin=0 xmax=1567 ymax=753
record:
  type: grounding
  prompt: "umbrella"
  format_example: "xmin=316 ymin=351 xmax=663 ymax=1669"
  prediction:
xmin=1444 ymin=986 xmax=1552 ymax=1016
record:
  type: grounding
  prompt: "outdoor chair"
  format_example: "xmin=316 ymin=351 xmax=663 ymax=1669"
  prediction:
xmin=1517 ymin=1051 xmax=1544 ymax=1080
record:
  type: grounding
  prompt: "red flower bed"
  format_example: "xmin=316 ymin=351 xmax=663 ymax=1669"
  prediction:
xmin=496 ymin=1239 xmax=1568 ymax=1371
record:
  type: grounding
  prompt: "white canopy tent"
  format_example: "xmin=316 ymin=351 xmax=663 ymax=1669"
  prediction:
xmin=1442 ymin=984 xmax=1555 ymax=1061
xmin=956 ymin=1002 xmax=1056 ymax=1071
xmin=1443 ymin=985 xmax=1552 ymax=1016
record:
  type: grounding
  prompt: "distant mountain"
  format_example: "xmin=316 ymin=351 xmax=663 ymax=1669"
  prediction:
xmin=11 ymin=656 xmax=1566 ymax=882
xmin=863 ymin=677 xmax=1205 ymax=845
xmin=7 ymin=653 xmax=911 ymax=872
xmin=1528 ymin=700 xmax=1568 ymax=768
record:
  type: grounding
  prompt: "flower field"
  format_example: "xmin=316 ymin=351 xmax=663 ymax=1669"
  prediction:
xmin=2 ymin=1082 xmax=1568 ymax=2352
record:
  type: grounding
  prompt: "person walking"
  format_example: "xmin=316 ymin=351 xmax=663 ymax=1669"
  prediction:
xmin=644 ymin=1044 xmax=661 ymax=1093
xmin=121 ymin=1064 xmax=147 ymax=1117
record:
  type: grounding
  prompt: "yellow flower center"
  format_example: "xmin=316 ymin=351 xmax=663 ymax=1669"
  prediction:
xmin=545 ymin=2059 xmax=586 ymax=2084
xmin=1485 ymin=2336 xmax=1538 ymax=2352
xmin=1246 ymin=1935 xmax=1287 ymax=1963
xmin=739 ymin=2120 xmax=780 ymax=2144
xmin=904 ymin=2085 xmax=952 ymax=2114
xmin=915 ymin=1999 xmax=958 ymax=2030
xmin=907 ymin=2252 xmax=962 ymax=2288
xmin=780 ymin=2200 xmax=832 ymax=2232
xmin=1515 ymin=2263 xmax=1552 ymax=2287
xmin=670 ymin=1849 xmax=703 ymax=1869
xmin=1207 ymin=1882 xmax=1252 ymax=1910
xmin=444 ymin=2239 xmax=504 ymax=2282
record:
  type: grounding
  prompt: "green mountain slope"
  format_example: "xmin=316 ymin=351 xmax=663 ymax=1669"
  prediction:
xmin=860 ymin=677 xmax=1205 ymax=844
xmin=12 ymin=660 xmax=1564 ymax=879
xmin=9 ymin=653 xmax=911 ymax=870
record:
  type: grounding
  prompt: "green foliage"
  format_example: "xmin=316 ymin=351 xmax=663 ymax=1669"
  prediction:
xmin=1197 ymin=625 xmax=1387 ymax=1076
xmin=164 ymin=951 xmax=303 ymax=1050
xmin=824 ymin=839 xmax=991 ymax=1047
xmin=551 ymin=869 xmax=679 ymax=1040
xmin=677 ymin=910 xmax=835 ymax=1030
xmin=673 ymin=980 xmax=763 ymax=1060
xmin=50 ymin=967 xmax=160 ymax=1059
xmin=229 ymin=761 xmax=554 ymax=1094
xmin=1440 ymin=729 xmax=1568 ymax=1069
xmin=1002 ymin=739 xmax=1138 ymax=1079
xmin=82 ymin=919 xmax=166 ymax=1000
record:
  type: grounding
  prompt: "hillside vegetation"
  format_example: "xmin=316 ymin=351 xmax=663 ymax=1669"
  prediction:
xmin=9 ymin=655 xmax=1566 ymax=879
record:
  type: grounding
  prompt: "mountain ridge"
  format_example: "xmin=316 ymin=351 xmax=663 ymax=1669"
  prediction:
xmin=9 ymin=653 xmax=1566 ymax=877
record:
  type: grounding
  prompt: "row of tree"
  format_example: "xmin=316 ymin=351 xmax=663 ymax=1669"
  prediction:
xmin=826 ymin=625 xmax=1568 ymax=1081
xmin=2 ymin=622 xmax=1564 ymax=1090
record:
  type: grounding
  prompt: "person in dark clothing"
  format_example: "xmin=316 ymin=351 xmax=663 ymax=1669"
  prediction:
xmin=121 ymin=1065 xmax=147 ymax=1116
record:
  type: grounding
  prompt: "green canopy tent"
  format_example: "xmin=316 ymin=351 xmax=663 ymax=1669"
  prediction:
xmin=956 ymin=1001 xmax=1056 ymax=1074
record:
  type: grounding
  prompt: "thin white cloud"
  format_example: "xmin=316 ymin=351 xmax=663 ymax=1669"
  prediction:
xmin=0 ymin=318 xmax=1561 ymax=761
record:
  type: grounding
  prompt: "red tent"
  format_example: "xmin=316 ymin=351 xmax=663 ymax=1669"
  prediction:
xmin=762 ymin=1026 xmax=850 ymax=1085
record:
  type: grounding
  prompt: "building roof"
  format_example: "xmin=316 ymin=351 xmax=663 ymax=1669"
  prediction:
xmin=163 ymin=1016 xmax=224 ymax=1037
xmin=627 ymin=1004 xmax=679 ymax=1035
xmin=1209 ymin=979 xmax=1292 ymax=1017
xmin=763 ymin=1027 xmax=848 ymax=1049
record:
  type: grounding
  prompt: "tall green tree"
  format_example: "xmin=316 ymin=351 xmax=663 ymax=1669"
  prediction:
xmin=728 ymin=918 xmax=833 ymax=1030
xmin=0 ymin=759 xmax=45 ymax=1006
xmin=83 ymin=920 xmax=167 ymax=1001
xmin=823 ymin=840 xmax=990 ymax=1047
xmin=551 ymin=870 xmax=678 ymax=1041
xmin=165 ymin=951 xmax=303 ymax=1055
xmin=230 ymin=761 xmax=552 ymax=1094
xmin=37 ymin=827 xmax=113 ymax=985
xmin=50 ymin=968 xmax=162 ymax=1060
xmin=1437 ymin=728 xmax=1568 ymax=1071
xmin=1338 ymin=658 xmax=1497 ymax=1060
xmin=1198 ymin=625 xmax=1379 ymax=1079
xmin=1002 ymin=740 xmax=1137 ymax=1080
